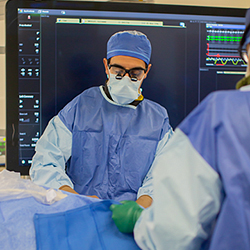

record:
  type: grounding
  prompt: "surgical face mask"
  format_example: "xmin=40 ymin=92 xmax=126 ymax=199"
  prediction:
xmin=107 ymin=73 xmax=142 ymax=105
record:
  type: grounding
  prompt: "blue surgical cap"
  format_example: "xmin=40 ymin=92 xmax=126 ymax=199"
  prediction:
xmin=107 ymin=30 xmax=152 ymax=65
xmin=243 ymin=8 xmax=250 ymax=48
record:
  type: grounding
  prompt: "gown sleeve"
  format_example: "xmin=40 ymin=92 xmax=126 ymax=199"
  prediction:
xmin=29 ymin=115 xmax=73 ymax=190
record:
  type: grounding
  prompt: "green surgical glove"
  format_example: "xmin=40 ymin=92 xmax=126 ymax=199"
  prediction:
xmin=110 ymin=200 xmax=143 ymax=233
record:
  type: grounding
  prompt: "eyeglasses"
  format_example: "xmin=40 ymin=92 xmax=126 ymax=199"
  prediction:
xmin=238 ymin=24 xmax=250 ymax=64
xmin=109 ymin=64 xmax=147 ymax=82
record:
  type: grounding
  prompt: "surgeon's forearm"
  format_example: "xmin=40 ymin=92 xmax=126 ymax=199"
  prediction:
xmin=136 ymin=195 xmax=152 ymax=208
xmin=59 ymin=185 xmax=79 ymax=194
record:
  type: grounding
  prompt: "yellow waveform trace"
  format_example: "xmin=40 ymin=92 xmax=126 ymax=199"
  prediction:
xmin=206 ymin=57 xmax=247 ymax=66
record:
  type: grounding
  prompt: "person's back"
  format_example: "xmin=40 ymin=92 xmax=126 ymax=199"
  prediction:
xmin=145 ymin=89 xmax=250 ymax=249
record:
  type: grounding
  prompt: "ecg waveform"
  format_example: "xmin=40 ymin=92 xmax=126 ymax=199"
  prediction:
xmin=206 ymin=57 xmax=245 ymax=66
xmin=206 ymin=43 xmax=247 ymax=66
xmin=207 ymin=35 xmax=241 ymax=42
xmin=205 ymin=28 xmax=246 ymax=67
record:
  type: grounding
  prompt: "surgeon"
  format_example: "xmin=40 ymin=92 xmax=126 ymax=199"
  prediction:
xmin=110 ymin=8 xmax=250 ymax=249
xmin=30 ymin=30 xmax=173 ymax=208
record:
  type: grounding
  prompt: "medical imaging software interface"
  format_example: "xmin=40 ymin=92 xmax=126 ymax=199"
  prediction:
xmin=17 ymin=8 xmax=245 ymax=166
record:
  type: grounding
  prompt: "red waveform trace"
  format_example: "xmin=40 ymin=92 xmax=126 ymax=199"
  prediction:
xmin=206 ymin=43 xmax=240 ymax=58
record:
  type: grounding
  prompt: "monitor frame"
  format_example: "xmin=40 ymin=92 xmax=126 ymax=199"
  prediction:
xmin=5 ymin=0 xmax=247 ymax=175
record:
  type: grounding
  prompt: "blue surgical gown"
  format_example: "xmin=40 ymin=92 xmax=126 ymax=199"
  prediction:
xmin=134 ymin=86 xmax=250 ymax=249
xmin=30 ymin=86 xmax=173 ymax=201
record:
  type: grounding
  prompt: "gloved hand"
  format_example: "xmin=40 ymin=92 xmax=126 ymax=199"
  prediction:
xmin=110 ymin=200 xmax=143 ymax=233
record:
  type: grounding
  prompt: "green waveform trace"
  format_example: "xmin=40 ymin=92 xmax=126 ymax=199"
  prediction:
xmin=207 ymin=35 xmax=241 ymax=42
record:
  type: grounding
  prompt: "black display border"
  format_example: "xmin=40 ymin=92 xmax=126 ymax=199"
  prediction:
xmin=5 ymin=0 xmax=247 ymax=175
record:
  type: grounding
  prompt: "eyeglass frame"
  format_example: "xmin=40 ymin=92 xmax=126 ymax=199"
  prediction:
xmin=108 ymin=64 xmax=147 ymax=82
xmin=238 ymin=23 xmax=250 ymax=64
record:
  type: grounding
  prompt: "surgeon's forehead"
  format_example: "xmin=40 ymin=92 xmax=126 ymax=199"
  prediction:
xmin=110 ymin=55 xmax=145 ymax=69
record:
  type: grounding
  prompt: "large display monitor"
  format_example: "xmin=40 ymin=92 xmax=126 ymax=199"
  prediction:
xmin=6 ymin=0 xmax=246 ymax=174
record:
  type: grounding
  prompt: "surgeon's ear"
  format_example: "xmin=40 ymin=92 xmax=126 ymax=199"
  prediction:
xmin=144 ymin=64 xmax=152 ymax=79
xmin=103 ymin=58 xmax=110 ymax=77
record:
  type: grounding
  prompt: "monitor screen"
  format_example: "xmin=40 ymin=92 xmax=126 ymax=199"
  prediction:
xmin=6 ymin=0 xmax=246 ymax=174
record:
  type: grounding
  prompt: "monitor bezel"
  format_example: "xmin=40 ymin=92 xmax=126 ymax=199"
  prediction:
xmin=5 ymin=0 xmax=247 ymax=175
